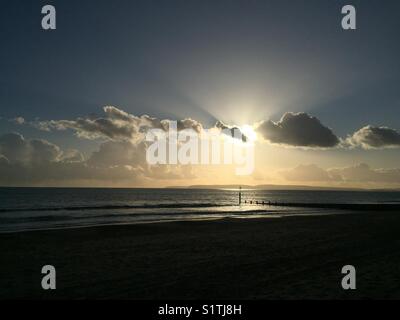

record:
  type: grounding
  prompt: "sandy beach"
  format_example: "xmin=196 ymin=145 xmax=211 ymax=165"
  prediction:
xmin=1 ymin=211 xmax=400 ymax=300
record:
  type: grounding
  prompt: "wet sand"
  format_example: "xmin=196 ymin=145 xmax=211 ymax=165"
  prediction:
xmin=1 ymin=211 xmax=400 ymax=299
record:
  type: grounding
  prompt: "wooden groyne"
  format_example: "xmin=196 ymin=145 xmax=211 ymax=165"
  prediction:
xmin=242 ymin=200 xmax=400 ymax=211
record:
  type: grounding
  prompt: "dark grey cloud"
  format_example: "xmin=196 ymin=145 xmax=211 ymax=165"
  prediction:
xmin=88 ymin=140 xmax=147 ymax=168
xmin=255 ymin=112 xmax=340 ymax=148
xmin=346 ymin=125 xmax=400 ymax=149
xmin=0 ymin=132 xmax=62 ymax=165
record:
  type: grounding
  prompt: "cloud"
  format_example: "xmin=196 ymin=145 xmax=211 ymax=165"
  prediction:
xmin=255 ymin=112 xmax=340 ymax=148
xmin=88 ymin=140 xmax=147 ymax=168
xmin=103 ymin=106 xmax=137 ymax=122
xmin=0 ymin=133 xmax=62 ymax=165
xmin=32 ymin=107 xmax=348 ymax=149
xmin=329 ymin=163 xmax=400 ymax=183
xmin=0 ymin=132 xmax=195 ymax=186
xmin=345 ymin=125 xmax=400 ymax=149
xmin=11 ymin=117 xmax=25 ymax=125
xmin=0 ymin=154 xmax=10 ymax=165
xmin=61 ymin=149 xmax=85 ymax=163
xmin=35 ymin=106 xmax=204 ymax=142
xmin=87 ymin=139 xmax=194 ymax=180
xmin=35 ymin=117 xmax=140 ymax=141
xmin=280 ymin=164 xmax=336 ymax=181
xmin=177 ymin=118 xmax=203 ymax=133
xmin=281 ymin=163 xmax=400 ymax=184
xmin=215 ymin=120 xmax=248 ymax=142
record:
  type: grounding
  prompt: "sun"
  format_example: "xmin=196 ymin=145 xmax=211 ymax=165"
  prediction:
xmin=240 ymin=125 xmax=258 ymax=142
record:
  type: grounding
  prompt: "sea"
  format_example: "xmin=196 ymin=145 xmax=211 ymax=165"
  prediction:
xmin=1 ymin=187 xmax=399 ymax=233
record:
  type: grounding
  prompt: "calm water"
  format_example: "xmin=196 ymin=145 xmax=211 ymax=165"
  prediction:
xmin=1 ymin=187 xmax=399 ymax=232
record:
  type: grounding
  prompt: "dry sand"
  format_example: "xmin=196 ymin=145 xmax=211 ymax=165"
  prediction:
xmin=1 ymin=211 xmax=400 ymax=299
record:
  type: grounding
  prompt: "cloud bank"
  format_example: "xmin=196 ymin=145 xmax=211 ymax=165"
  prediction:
xmin=3 ymin=106 xmax=400 ymax=186
xmin=0 ymin=132 xmax=193 ymax=186
xmin=280 ymin=164 xmax=335 ymax=181
xmin=0 ymin=133 xmax=63 ymax=165
xmin=281 ymin=163 xmax=400 ymax=184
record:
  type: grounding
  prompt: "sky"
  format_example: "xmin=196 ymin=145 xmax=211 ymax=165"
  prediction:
xmin=1 ymin=0 xmax=400 ymax=188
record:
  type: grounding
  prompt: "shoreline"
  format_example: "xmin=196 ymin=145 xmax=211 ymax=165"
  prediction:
xmin=0 ymin=208 xmax=355 ymax=234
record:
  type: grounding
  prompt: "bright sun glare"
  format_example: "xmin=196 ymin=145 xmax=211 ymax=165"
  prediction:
xmin=240 ymin=125 xmax=258 ymax=142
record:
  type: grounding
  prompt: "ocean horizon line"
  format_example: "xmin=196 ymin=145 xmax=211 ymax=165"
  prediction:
xmin=1 ymin=185 xmax=400 ymax=192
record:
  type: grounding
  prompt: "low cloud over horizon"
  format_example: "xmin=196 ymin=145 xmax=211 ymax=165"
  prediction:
xmin=0 ymin=132 xmax=195 ymax=187
xmin=280 ymin=163 xmax=400 ymax=185
xmin=1 ymin=106 xmax=400 ymax=187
